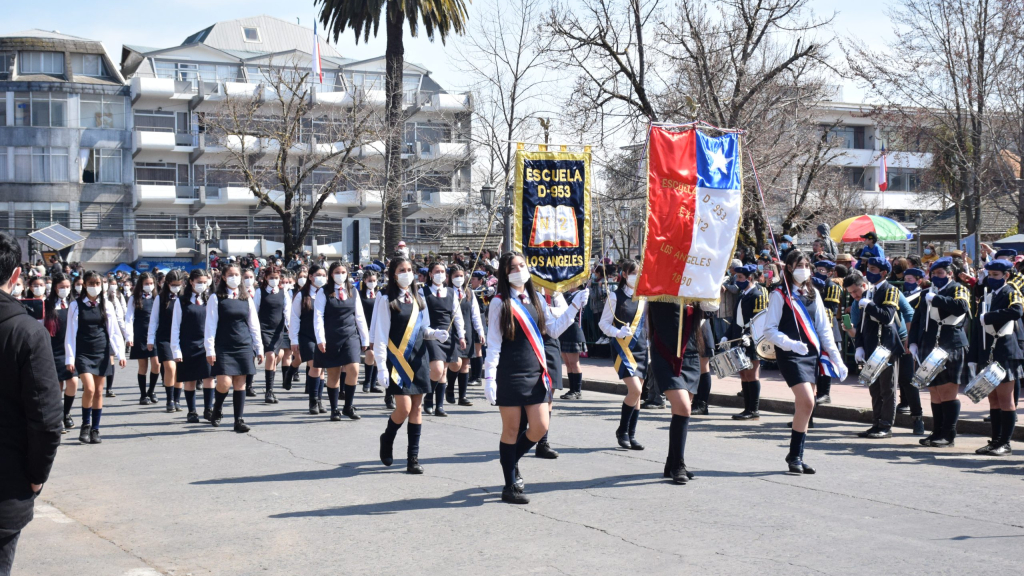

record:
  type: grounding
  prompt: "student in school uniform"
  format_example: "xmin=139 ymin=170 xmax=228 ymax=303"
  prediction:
xmin=724 ymin=264 xmax=769 ymax=420
xmin=446 ymin=264 xmax=485 ymax=407
xmin=422 ymin=262 xmax=466 ymax=417
xmin=254 ymin=265 xmax=290 ymax=404
xmin=104 ymin=279 xmax=128 ymax=398
xmin=171 ymin=269 xmax=213 ymax=424
xmin=558 ymin=283 xmax=588 ymax=401
xmin=599 ymin=261 xmax=648 ymax=449
xmin=204 ymin=264 xmax=265 ymax=432
xmin=64 ymin=271 xmax=127 ymax=444
xmin=278 ymin=270 xmax=299 ymax=392
xmin=314 ymin=262 xmax=370 ymax=421
xmin=374 ymin=256 xmax=435 ymax=474
xmin=126 ymin=272 xmax=160 ymax=405
xmin=44 ymin=273 xmax=77 ymax=433
xmin=148 ymin=269 xmax=185 ymax=413
xmin=290 ymin=265 xmax=327 ymax=415
xmin=241 ymin=268 xmax=258 ymax=397
xmin=359 ymin=267 xmax=383 ymax=395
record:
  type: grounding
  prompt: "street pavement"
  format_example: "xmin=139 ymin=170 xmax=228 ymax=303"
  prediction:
xmin=15 ymin=367 xmax=1024 ymax=576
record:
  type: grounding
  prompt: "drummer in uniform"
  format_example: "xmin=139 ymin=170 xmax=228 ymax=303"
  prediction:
xmin=996 ymin=249 xmax=1024 ymax=406
xmin=812 ymin=260 xmax=842 ymax=404
xmin=723 ymin=264 xmax=768 ymax=421
xmin=969 ymin=259 xmax=1022 ymax=456
xmin=908 ymin=256 xmax=971 ymax=448
xmin=897 ymin=268 xmax=927 ymax=435
xmin=845 ymin=257 xmax=903 ymax=439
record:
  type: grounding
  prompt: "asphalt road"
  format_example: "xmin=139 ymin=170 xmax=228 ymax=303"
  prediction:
xmin=15 ymin=369 xmax=1024 ymax=576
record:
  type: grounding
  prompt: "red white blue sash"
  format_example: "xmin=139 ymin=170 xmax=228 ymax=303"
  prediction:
xmin=505 ymin=295 xmax=553 ymax=397
xmin=776 ymin=288 xmax=839 ymax=378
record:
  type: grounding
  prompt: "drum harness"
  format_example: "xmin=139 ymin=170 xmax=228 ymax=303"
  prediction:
xmin=978 ymin=288 xmax=1015 ymax=372
xmin=920 ymin=285 xmax=967 ymax=363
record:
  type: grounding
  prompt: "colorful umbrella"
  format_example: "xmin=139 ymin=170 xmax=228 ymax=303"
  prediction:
xmin=830 ymin=215 xmax=912 ymax=243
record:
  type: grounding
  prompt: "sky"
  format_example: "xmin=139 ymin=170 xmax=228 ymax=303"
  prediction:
xmin=5 ymin=0 xmax=893 ymax=101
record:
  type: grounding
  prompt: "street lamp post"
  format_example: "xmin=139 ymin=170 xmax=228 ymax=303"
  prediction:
xmin=193 ymin=221 xmax=222 ymax=267
xmin=480 ymin=184 xmax=515 ymax=254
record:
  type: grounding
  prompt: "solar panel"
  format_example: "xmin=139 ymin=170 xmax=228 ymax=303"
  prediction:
xmin=28 ymin=224 xmax=86 ymax=250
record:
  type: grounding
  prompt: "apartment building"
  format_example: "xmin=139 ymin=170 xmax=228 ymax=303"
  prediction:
xmin=0 ymin=29 xmax=133 ymax=266
xmin=120 ymin=15 xmax=472 ymax=265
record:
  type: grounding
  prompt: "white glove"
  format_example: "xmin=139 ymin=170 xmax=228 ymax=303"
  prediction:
xmin=909 ymin=343 xmax=919 ymax=361
xmin=925 ymin=292 xmax=935 ymax=303
xmin=855 ymin=347 xmax=866 ymax=363
xmin=700 ymin=300 xmax=720 ymax=312
xmin=377 ymin=369 xmax=390 ymax=388
xmin=484 ymin=377 xmax=497 ymax=405
xmin=572 ymin=289 xmax=590 ymax=309
xmin=433 ymin=329 xmax=450 ymax=343
xmin=741 ymin=335 xmax=752 ymax=347
xmin=858 ymin=298 xmax=870 ymax=309
xmin=616 ymin=326 xmax=632 ymax=339
xmin=979 ymin=312 xmax=986 ymax=327
xmin=834 ymin=361 xmax=849 ymax=382
xmin=791 ymin=341 xmax=809 ymax=355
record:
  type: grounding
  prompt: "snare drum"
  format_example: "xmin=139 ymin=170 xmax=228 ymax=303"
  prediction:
xmin=964 ymin=362 xmax=1006 ymax=403
xmin=750 ymin=311 xmax=776 ymax=360
xmin=858 ymin=346 xmax=892 ymax=385
xmin=710 ymin=346 xmax=754 ymax=379
xmin=911 ymin=347 xmax=949 ymax=389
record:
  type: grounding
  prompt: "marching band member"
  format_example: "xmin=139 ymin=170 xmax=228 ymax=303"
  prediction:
xmin=126 ymin=273 xmax=160 ymax=405
xmin=898 ymin=268 xmax=926 ymax=435
xmin=599 ymin=262 xmax=648 ymax=449
xmin=314 ymin=262 xmax=369 ymax=421
xmin=422 ymin=262 xmax=465 ymax=417
xmin=65 ymin=271 xmax=127 ymax=444
xmin=359 ymin=267 xmax=382 ymax=394
xmin=763 ymin=251 xmax=848 ymax=474
xmin=148 ymin=269 xmax=184 ymax=413
xmin=447 ymin=265 xmax=484 ymax=407
xmin=44 ymin=273 xmax=77 ymax=433
xmin=204 ymin=264 xmax=264 ymax=432
xmin=171 ymin=269 xmax=213 ymax=423
xmin=558 ymin=284 xmax=587 ymax=401
xmin=908 ymin=257 xmax=971 ymax=447
xmin=374 ymin=256 xmax=434 ymax=474
xmin=970 ymin=259 xmax=1021 ymax=456
xmin=290 ymin=265 xmax=327 ymax=415
xmin=254 ymin=266 xmax=289 ymax=405
xmin=724 ymin=264 xmax=768 ymax=420
xmin=813 ymin=260 xmax=842 ymax=403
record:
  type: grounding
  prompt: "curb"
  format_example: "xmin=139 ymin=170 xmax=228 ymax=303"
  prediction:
xmin=580 ymin=378 xmax=1024 ymax=442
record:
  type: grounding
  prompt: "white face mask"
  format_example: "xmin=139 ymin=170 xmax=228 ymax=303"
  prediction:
xmin=58 ymin=287 xmax=70 ymax=299
xmin=170 ymin=285 xmax=181 ymax=294
xmin=432 ymin=273 xmax=447 ymax=286
xmin=508 ymin=270 xmax=530 ymax=288
xmin=32 ymin=286 xmax=46 ymax=297
xmin=243 ymin=277 xmax=254 ymax=288
xmin=101 ymin=282 xmax=108 ymax=292
xmin=792 ymin=268 xmax=812 ymax=284
xmin=74 ymin=285 xmax=82 ymax=294
xmin=626 ymin=274 xmax=638 ymax=287
xmin=452 ymin=276 xmax=465 ymax=288
xmin=87 ymin=286 xmax=102 ymax=297
xmin=334 ymin=273 xmax=347 ymax=285
xmin=268 ymin=278 xmax=280 ymax=288
xmin=143 ymin=284 xmax=154 ymax=294
xmin=193 ymin=283 xmax=207 ymax=293
xmin=364 ymin=281 xmax=377 ymax=291
xmin=313 ymin=276 xmax=327 ymax=288
xmin=226 ymin=276 xmax=241 ymax=289
xmin=12 ymin=285 xmax=23 ymax=297
xmin=396 ymin=272 xmax=415 ymax=288
xmin=297 ymin=277 xmax=307 ymax=287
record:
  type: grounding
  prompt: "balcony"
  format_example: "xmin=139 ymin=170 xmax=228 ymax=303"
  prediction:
xmin=135 ymin=238 xmax=199 ymax=258
xmin=132 ymin=129 xmax=195 ymax=157
xmin=130 ymin=76 xmax=198 ymax=104
xmin=424 ymin=93 xmax=471 ymax=113
xmin=419 ymin=141 xmax=470 ymax=163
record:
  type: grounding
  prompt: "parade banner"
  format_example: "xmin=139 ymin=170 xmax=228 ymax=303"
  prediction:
xmin=637 ymin=127 xmax=742 ymax=302
xmin=514 ymin=146 xmax=592 ymax=291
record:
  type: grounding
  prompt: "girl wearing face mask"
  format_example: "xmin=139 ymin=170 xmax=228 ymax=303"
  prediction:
xmin=171 ymin=269 xmax=213 ymax=424
xmin=373 ymin=256 xmax=434 ymax=475
xmin=126 ymin=273 xmax=160 ymax=405
xmin=65 ymin=271 xmax=128 ymax=444
xmin=313 ymin=262 xmax=370 ymax=422
xmin=359 ymin=269 xmax=384 ymax=398
xmin=45 ymin=273 xmax=79 ymax=433
xmin=277 ymin=270 xmax=299 ymax=393
xmin=11 ymin=275 xmax=25 ymax=299
xmin=204 ymin=263 xmax=264 ymax=432
xmin=73 ymin=277 xmax=84 ymax=297
xmin=445 ymin=264 xmax=485 ymax=409
xmin=290 ymin=265 xmax=328 ymax=415
xmin=253 ymin=266 xmax=290 ymax=405
xmin=762 ymin=250 xmax=848 ymax=475
xmin=27 ymin=277 xmax=47 ymax=303
xmin=724 ymin=265 xmax=769 ymax=420
xmin=421 ymin=262 xmax=466 ymax=417
xmin=240 ymin=268 xmax=259 ymax=398
xmin=599 ymin=261 xmax=650 ymax=450
xmin=148 ymin=269 xmax=185 ymax=413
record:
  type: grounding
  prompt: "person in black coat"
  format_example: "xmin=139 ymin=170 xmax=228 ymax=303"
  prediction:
xmin=0 ymin=232 xmax=63 ymax=574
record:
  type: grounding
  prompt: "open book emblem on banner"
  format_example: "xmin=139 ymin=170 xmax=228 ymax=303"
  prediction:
xmin=529 ymin=205 xmax=579 ymax=248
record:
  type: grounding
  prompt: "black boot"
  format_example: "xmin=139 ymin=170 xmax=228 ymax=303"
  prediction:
xmin=406 ymin=423 xmax=423 ymax=474
xmin=977 ymin=408 xmax=1001 ymax=454
xmin=627 ymin=405 xmax=644 ymax=450
xmin=921 ymin=402 xmax=943 ymax=446
xmin=615 ymin=402 xmax=632 ymax=448
xmin=733 ymin=381 xmax=758 ymax=420
xmin=931 ymin=400 xmax=959 ymax=447
xmin=264 ymin=370 xmax=278 ymax=404
xmin=245 ymin=374 xmax=257 ymax=397
xmin=380 ymin=416 xmax=402 ymax=466
xmin=693 ymin=372 xmax=711 ymax=415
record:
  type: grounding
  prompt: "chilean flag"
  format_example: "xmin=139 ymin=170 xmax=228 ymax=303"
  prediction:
xmin=312 ymin=22 xmax=323 ymax=84
xmin=878 ymin=145 xmax=888 ymax=191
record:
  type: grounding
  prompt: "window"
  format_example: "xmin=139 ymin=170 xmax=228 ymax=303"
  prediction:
xmin=841 ymin=167 xmax=866 ymax=189
xmin=83 ymin=149 xmax=122 ymax=183
xmin=242 ymin=27 xmax=261 ymax=42
xmin=25 ymin=93 xmax=67 ymax=127
xmin=80 ymin=94 xmax=125 ymax=129
xmin=135 ymin=162 xmax=185 ymax=186
xmin=18 ymin=51 xmax=64 ymax=74
xmin=821 ymin=125 xmax=867 ymax=149
xmin=71 ymin=53 xmax=106 ymax=77
xmin=347 ymin=72 xmax=384 ymax=90
xmin=0 ymin=53 xmax=12 ymax=80
xmin=134 ymin=110 xmax=176 ymax=132
xmin=0 ymin=148 xmax=6 ymax=181
xmin=0 ymin=93 xmax=5 ymax=126
xmin=7 ymin=147 xmax=67 ymax=182
xmin=13 ymin=92 xmax=29 ymax=126
xmin=888 ymin=168 xmax=921 ymax=192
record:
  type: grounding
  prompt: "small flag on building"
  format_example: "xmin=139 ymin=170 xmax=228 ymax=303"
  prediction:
xmin=878 ymin=145 xmax=888 ymax=191
xmin=312 ymin=22 xmax=323 ymax=84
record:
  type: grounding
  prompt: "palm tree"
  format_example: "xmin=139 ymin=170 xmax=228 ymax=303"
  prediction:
xmin=317 ymin=0 xmax=470 ymax=258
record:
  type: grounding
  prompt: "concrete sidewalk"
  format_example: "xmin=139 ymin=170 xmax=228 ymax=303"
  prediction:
xmin=575 ymin=356 xmax=1024 ymax=441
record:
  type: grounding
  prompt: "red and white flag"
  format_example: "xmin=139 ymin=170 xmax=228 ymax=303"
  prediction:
xmin=878 ymin=145 xmax=888 ymax=192
xmin=312 ymin=22 xmax=323 ymax=84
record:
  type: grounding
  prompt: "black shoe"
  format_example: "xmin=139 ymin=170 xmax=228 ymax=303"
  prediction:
xmin=865 ymin=428 xmax=893 ymax=439
xmin=681 ymin=462 xmax=695 ymax=479
xmin=423 ymin=407 xmax=435 ymax=416
xmin=990 ymin=443 xmax=1012 ymax=456
xmin=317 ymin=400 xmax=326 ymax=414
xmin=983 ymin=415 xmax=991 ymax=423
xmin=732 ymin=410 xmax=759 ymax=420
xmin=362 ymin=385 xmax=370 ymax=393
xmin=536 ymin=442 xmax=559 ymax=459
xmin=308 ymin=401 xmax=319 ymax=415
xmin=148 ymin=392 xmax=158 ymax=404
xmin=385 ymin=398 xmax=396 ymax=410
xmin=343 ymin=406 xmax=361 ymax=420
xmin=330 ymin=410 xmax=342 ymax=422
xmin=670 ymin=464 xmax=689 ymax=484
xmin=165 ymin=403 xmax=175 ymax=413
xmin=737 ymin=390 xmax=745 ymax=397
xmin=800 ymin=462 xmax=816 ymax=474
xmin=282 ymin=379 xmax=292 ymax=391
xmin=629 ymin=437 xmax=645 ymax=450
xmin=815 ymin=394 xmax=831 ymax=405
xmin=203 ymin=408 xmax=212 ymax=422
xmin=692 ymin=401 xmax=709 ymax=416
xmin=139 ymin=396 xmax=151 ymax=406
xmin=210 ymin=409 xmax=222 ymax=427
xmin=458 ymin=398 xmax=473 ymax=406
xmin=89 ymin=429 xmax=101 ymax=444
xmin=406 ymin=456 xmax=424 ymax=474
xmin=186 ymin=412 xmax=200 ymax=424
xmin=896 ymin=402 xmax=910 ymax=415
xmin=857 ymin=426 xmax=880 ymax=438
xmin=105 ymin=390 xmax=116 ymax=398
xmin=786 ymin=458 xmax=805 ymax=475
xmin=380 ymin=433 xmax=395 ymax=466
xmin=514 ymin=466 xmax=525 ymax=491
xmin=560 ymin=390 xmax=575 ymax=400
xmin=616 ymin=433 xmax=631 ymax=449
xmin=919 ymin=434 xmax=937 ymax=446
xmin=446 ymin=393 xmax=456 ymax=405
xmin=370 ymin=385 xmax=384 ymax=393
xmin=501 ymin=485 xmax=530 ymax=504
xmin=233 ymin=419 xmax=250 ymax=433
xmin=245 ymin=385 xmax=257 ymax=398
xmin=930 ymin=437 xmax=954 ymax=448
xmin=264 ymin=391 xmax=278 ymax=404
xmin=976 ymin=441 xmax=998 ymax=455
xmin=433 ymin=407 xmax=448 ymax=417
xmin=63 ymin=416 xmax=74 ymax=430
xmin=174 ymin=402 xmax=183 ymax=412
xmin=78 ymin=423 xmax=91 ymax=444
xmin=640 ymin=400 xmax=665 ymax=409
xmin=913 ymin=417 xmax=925 ymax=436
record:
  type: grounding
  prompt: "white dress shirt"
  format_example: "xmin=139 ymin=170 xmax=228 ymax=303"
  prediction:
xmin=599 ymin=286 xmax=639 ymax=338
xmin=762 ymin=287 xmax=842 ymax=361
xmin=313 ymin=287 xmax=370 ymax=347
xmin=428 ymin=284 xmax=466 ymax=340
xmin=146 ymin=294 xmax=177 ymax=347
xmin=64 ymin=297 xmax=127 ymax=363
xmin=371 ymin=290 xmax=433 ymax=383
xmin=455 ymin=287 xmax=485 ymax=336
xmin=203 ymin=291 xmax=264 ymax=358
xmin=483 ymin=288 xmax=582 ymax=380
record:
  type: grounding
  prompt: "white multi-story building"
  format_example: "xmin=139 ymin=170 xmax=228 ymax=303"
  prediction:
xmin=120 ymin=15 xmax=472 ymax=265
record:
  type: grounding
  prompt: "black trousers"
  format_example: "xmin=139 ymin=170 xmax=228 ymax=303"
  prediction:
xmin=869 ymin=363 xmax=897 ymax=429
xmin=0 ymin=529 xmax=20 ymax=576
xmin=897 ymin=352 xmax=922 ymax=416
